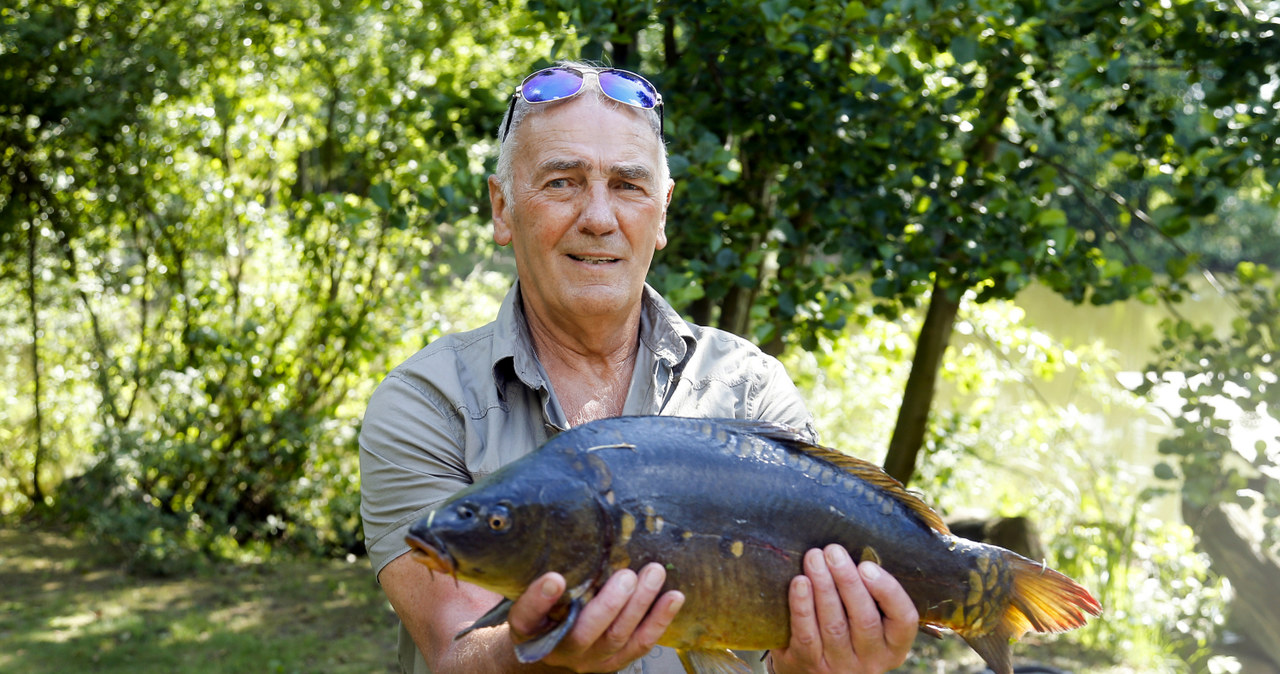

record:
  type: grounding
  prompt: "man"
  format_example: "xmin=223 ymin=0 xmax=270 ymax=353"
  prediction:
xmin=359 ymin=61 xmax=919 ymax=673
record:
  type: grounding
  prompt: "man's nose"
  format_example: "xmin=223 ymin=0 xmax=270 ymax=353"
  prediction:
xmin=577 ymin=182 xmax=618 ymax=234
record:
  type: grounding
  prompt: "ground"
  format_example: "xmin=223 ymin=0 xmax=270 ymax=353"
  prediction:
xmin=0 ymin=526 xmax=399 ymax=673
xmin=1 ymin=525 xmax=1122 ymax=673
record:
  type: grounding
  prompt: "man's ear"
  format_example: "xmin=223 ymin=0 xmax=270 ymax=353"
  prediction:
xmin=489 ymin=175 xmax=512 ymax=246
xmin=655 ymin=178 xmax=674 ymax=250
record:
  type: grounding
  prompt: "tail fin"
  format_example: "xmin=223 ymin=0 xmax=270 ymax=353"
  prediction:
xmin=960 ymin=552 xmax=1102 ymax=674
xmin=1004 ymin=553 xmax=1103 ymax=634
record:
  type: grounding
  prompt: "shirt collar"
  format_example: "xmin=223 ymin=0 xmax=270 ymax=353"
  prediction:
xmin=489 ymin=280 xmax=697 ymax=398
xmin=638 ymin=283 xmax=696 ymax=373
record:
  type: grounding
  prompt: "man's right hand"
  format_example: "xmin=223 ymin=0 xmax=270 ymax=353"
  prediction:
xmin=508 ymin=564 xmax=685 ymax=673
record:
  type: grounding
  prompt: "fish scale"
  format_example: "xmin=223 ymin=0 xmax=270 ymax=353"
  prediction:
xmin=406 ymin=416 xmax=1102 ymax=674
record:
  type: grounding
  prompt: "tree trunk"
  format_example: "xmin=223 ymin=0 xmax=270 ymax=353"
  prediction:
xmin=26 ymin=219 xmax=46 ymax=506
xmin=718 ymin=282 xmax=756 ymax=339
xmin=686 ymin=295 xmax=714 ymax=327
xmin=1185 ymin=499 xmax=1280 ymax=671
xmin=881 ymin=276 xmax=961 ymax=486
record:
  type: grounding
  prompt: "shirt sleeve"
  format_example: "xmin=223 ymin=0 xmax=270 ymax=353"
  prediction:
xmin=358 ymin=371 xmax=471 ymax=581
xmin=749 ymin=353 xmax=819 ymax=443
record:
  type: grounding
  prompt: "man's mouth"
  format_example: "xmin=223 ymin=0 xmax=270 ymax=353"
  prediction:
xmin=568 ymin=254 xmax=620 ymax=264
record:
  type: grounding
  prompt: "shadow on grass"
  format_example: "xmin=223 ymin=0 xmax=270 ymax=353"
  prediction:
xmin=0 ymin=526 xmax=399 ymax=673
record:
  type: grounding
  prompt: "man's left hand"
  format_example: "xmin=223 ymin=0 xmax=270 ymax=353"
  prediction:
xmin=769 ymin=544 xmax=918 ymax=674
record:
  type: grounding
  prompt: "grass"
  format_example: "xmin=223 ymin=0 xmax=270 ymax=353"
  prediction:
xmin=0 ymin=525 xmax=1141 ymax=674
xmin=0 ymin=526 xmax=400 ymax=673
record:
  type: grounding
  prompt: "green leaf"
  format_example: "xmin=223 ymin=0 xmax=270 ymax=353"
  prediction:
xmin=1036 ymin=208 xmax=1067 ymax=228
xmin=370 ymin=183 xmax=391 ymax=210
xmin=949 ymin=35 xmax=977 ymax=65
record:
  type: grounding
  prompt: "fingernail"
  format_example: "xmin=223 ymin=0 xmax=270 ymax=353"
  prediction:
xmin=860 ymin=561 xmax=882 ymax=581
xmin=794 ymin=577 xmax=810 ymax=599
xmin=541 ymin=577 xmax=560 ymax=598
xmin=825 ymin=545 xmax=848 ymax=567
xmin=618 ymin=570 xmax=637 ymax=593
xmin=642 ymin=565 xmax=665 ymax=591
xmin=666 ymin=591 xmax=685 ymax=616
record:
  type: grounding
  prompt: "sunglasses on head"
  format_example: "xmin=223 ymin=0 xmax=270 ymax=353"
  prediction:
xmin=499 ymin=66 xmax=664 ymax=142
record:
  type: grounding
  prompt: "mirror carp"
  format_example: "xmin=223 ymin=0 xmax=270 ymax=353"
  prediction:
xmin=406 ymin=416 xmax=1101 ymax=674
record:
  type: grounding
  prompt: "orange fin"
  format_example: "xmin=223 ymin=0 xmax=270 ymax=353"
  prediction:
xmin=959 ymin=551 xmax=1103 ymax=674
xmin=732 ymin=420 xmax=950 ymax=535
xmin=1003 ymin=553 xmax=1103 ymax=634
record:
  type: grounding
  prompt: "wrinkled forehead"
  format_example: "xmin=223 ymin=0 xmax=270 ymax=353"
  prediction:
xmin=512 ymin=96 xmax=666 ymax=171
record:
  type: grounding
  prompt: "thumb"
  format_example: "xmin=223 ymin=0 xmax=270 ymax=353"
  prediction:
xmin=506 ymin=573 xmax=565 ymax=640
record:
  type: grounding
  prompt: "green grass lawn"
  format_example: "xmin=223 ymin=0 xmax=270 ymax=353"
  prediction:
xmin=0 ymin=527 xmax=399 ymax=673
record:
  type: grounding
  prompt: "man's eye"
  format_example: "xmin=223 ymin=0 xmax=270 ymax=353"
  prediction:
xmin=547 ymin=178 xmax=570 ymax=189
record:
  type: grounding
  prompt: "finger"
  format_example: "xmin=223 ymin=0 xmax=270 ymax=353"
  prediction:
xmin=629 ymin=587 xmax=685 ymax=650
xmin=507 ymin=573 xmax=565 ymax=641
xmin=795 ymin=547 xmax=859 ymax=674
xmin=768 ymin=575 xmax=821 ymax=674
xmin=809 ymin=546 xmax=854 ymax=644
xmin=614 ymin=564 xmax=677 ymax=644
xmin=859 ymin=561 xmax=919 ymax=656
xmin=559 ymin=568 xmax=637 ymax=653
xmin=602 ymin=564 xmax=666 ymax=650
xmin=786 ymin=574 xmax=820 ymax=651
xmin=824 ymin=545 xmax=882 ymax=655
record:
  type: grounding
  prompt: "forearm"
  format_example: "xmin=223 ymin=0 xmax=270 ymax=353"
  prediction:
xmin=424 ymin=625 xmax=577 ymax=674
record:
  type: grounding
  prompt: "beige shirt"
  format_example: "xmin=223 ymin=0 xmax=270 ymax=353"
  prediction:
xmin=359 ymin=281 xmax=814 ymax=673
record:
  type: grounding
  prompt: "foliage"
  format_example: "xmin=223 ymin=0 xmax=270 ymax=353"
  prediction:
xmin=0 ymin=17 xmax=1275 ymax=674
xmin=528 ymin=0 xmax=1280 ymax=484
xmin=1140 ymin=262 xmax=1280 ymax=556
xmin=535 ymin=0 xmax=1280 ymax=340
xmin=787 ymin=293 xmax=1230 ymax=671
xmin=0 ymin=0 xmax=536 ymax=568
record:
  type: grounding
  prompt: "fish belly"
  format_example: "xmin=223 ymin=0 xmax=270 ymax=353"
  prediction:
xmin=623 ymin=523 xmax=796 ymax=650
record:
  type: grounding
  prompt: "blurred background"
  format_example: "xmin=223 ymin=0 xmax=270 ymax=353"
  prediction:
xmin=2 ymin=0 xmax=1278 ymax=671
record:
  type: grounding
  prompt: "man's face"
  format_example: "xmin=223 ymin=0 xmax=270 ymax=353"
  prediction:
xmin=489 ymin=95 xmax=673 ymax=325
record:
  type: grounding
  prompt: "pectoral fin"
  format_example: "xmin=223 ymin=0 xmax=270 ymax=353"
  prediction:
xmin=512 ymin=598 xmax=583 ymax=663
xmin=677 ymin=648 xmax=752 ymax=674
xmin=453 ymin=597 xmax=513 ymax=640
xmin=859 ymin=546 xmax=882 ymax=565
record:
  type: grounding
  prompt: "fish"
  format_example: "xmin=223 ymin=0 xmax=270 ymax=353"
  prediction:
xmin=405 ymin=416 xmax=1102 ymax=674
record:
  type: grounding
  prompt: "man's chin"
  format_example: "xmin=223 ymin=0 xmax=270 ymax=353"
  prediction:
xmin=560 ymin=286 xmax=642 ymax=319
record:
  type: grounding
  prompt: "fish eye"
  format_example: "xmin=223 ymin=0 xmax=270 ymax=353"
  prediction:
xmin=487 ymin=505 xmax=511 ymax=532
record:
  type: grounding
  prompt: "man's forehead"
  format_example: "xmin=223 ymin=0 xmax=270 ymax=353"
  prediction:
xmin=515 ymin=100 xmax=663 ymax=176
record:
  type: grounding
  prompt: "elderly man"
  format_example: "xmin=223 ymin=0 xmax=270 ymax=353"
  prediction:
xmin=359 ymin=62 xmax=919 ymax=674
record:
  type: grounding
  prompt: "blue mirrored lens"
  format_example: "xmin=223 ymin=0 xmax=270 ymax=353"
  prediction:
xmin=520 ymin=68 xmax=585 ymax=103
xmin=598 ymin=70 xmax=658 ymax=108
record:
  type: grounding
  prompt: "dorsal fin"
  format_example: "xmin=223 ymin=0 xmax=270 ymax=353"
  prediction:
xmin=726 ymin=419 xmax=951 ymax=536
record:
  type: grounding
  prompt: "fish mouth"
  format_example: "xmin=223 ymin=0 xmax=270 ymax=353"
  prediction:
xmin=405 ymin=532 xmax=457 ymax=578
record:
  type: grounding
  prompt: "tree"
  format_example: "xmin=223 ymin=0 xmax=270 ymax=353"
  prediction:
xmin=530 ymin=0 xmax=1280 ymax=484
xmin=1140 ymin=262 xmax=1280 ymax=669
xmin=0 ymin=0 xmax=550 ymax=566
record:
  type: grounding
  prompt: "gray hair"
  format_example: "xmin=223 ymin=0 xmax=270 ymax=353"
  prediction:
xmin=494 ymin=60 xmax=669 ymax=202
